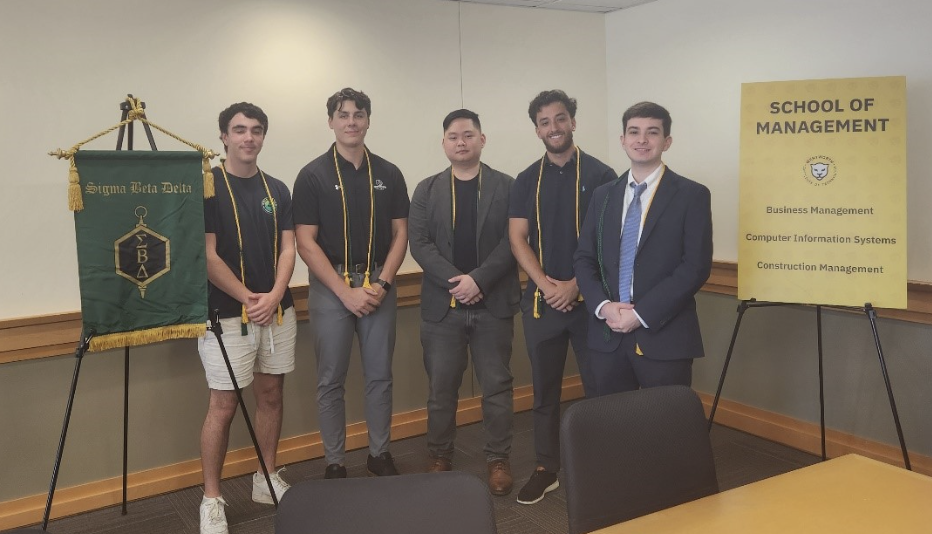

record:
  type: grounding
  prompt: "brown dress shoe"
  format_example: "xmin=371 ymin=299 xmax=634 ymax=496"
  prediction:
xmin=427 ymin=456 xmax=452 ymax=473
xmin=487 ymin=459 xmax=513 ymax=496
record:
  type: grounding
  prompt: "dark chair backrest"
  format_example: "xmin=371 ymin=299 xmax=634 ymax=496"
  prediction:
xmin=560 ymin=385 xmax=719 ymax=534
xmin=275 ymin=471 xmax=498 ymax=534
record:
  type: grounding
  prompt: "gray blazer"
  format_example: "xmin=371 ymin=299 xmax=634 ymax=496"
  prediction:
xmin=409 ymin=163 xmax=520 ymax=322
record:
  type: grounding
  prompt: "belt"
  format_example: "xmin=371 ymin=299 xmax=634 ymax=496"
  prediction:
xmin=333 ymin=263 xmax=381 ymax=274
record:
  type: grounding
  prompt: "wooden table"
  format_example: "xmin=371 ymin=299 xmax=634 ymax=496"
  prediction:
xmin=594 ymin=454 xmax=932 ymax=533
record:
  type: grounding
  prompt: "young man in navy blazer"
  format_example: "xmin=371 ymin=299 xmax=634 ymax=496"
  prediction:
xmin=574 ymin=102 xmax=713 ymax=395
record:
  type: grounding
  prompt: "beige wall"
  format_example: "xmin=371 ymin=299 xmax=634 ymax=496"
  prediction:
xmin=0 ymin=0 xmax=610 ymax=321
xmin=0 ymin=0 xmax=599 ymax=503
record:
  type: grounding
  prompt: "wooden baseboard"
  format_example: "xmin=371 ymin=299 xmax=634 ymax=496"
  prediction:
xmin=696 ymin=392 xmax=932 ymax=475
xmin=1 ymin=379 xmax=926 ymax=530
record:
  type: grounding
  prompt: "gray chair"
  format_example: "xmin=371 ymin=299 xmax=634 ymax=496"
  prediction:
xmin=275 ymin=471 xmax=497 ymax=534
xmin=560 ymin=385 xmax=719 ymax=534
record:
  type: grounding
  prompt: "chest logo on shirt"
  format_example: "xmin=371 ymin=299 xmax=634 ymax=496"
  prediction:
xmin=374 ymin=179 xmax=387 ymax=191
xmin=261 ymin=197 xmax=277 ymax=214
xmin=334 ymin=184 xmax=340 ymax=191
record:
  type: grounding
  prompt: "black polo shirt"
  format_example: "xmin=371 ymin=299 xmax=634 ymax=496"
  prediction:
xmin=509 ymin=149 xmax=616 ymax=297
xmin=293 ymin=144 xmax=410 ymax=267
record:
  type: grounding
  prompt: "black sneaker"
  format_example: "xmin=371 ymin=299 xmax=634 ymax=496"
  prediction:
xmin=324 ymin=464 xmax=347 ymax=479
xmin=516 ymin=467 xmax=559 ymax=505
xmin=366 ymin=452 xmax=399 ymax=476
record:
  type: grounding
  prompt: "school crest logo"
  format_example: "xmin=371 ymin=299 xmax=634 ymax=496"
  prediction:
xmin=262 ymin=197 xmax=277 ymax=214
xmin=374 ymin=179 xmax=387 ymax=191
xmin=803 ymin=155 xmax=837 ymax=186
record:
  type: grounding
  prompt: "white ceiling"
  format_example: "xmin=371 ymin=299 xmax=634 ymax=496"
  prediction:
xmin=439 ymin=0 xmax=658 ymax=14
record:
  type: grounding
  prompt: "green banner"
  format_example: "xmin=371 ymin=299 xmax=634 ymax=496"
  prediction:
xmin=73 ymin=151 xmax=207 ymax=351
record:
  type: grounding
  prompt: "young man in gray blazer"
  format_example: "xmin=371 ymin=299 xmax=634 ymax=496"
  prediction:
xmin=408 ymin=109 xmax=520 ymax=496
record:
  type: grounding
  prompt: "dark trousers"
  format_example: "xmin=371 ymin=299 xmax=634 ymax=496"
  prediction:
xmin=521 ymin=295 xmax=593 ymax=473
xmin=587 ymin=333 xmax=693 ymax=396
xmin=422 ymin=307 xmax=514 ymax=462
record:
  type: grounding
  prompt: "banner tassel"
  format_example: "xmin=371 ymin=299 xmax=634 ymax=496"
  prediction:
xmin=68 ymin=158 xmax=84 ymax=212
xmin=203 ymin=156 xmax=215 ymax=198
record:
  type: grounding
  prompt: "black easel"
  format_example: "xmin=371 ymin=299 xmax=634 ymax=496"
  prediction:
xmin=115 ymin=94 xmax=159 ymax=516
xmin=40 ymin=97 xmax=276 ymax=531
xmin=209 ymin=310 xmax=279 ymax=507
xmin=707 ymin=298 xmax=911 ymax=470
xmin=41 ymin=331 xmax=94 ymax=531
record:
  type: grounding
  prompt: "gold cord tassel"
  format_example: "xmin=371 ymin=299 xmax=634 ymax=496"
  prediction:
xmin=277 ymin=305 xmax=283 ymax=326
xmin=241 ymin=306 xmax=249 ymax=335
xmin=202 ymin=157 xmax=215 ymax=198
xmin=533 ymin=289 xmax=542 ymax=319
xmin=344 ymin=271 xmax=351 ymax=287
xmin=362 ymin=271 xmax=372 ymax=289
xmin=450 ymin=295 xmax=457 ymax=308
xmin=68 ymin=158 xmax=84 ymax=212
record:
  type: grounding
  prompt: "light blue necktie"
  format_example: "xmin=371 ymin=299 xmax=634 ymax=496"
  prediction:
xmin=618 ymin=181 xmax=648 ymax=303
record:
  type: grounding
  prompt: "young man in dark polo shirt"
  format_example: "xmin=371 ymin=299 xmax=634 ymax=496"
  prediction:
xmin=509 ymin=90 xmax=616 ymax=505
xmin=293 ymin=88 xmax=410 ymax=479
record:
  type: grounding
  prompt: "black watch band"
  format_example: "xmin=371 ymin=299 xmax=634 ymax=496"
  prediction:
xmin=376 ymin=278 xmax=392 ymax=291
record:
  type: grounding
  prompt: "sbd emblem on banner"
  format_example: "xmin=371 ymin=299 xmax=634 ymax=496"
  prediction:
xmin=114 ymin=206 xmax=171 ymax=298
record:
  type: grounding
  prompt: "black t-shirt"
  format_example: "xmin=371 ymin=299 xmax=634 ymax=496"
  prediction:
xmin=205 ymin=167 xmax=295 ymax=319
xmin=452 ymin=176 xmax=485 ymax=310
xmin=453 ymin=176 xmax=479 ymax=274
xmin=292 ymin=144 xmax=410 ymax=267
xmin=509 ymin=149 xmax=616 ymax=296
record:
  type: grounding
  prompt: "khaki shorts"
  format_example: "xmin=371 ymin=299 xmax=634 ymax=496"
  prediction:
xmin=198 ymin=307 xmax=297 ymax=390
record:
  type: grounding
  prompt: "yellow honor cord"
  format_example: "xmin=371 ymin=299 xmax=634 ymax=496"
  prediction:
xmin=333 ymin=146 xmax=376 ymax=289
xmin=219 ymin=163 xmax=283 ymax=330
xmin=449 ymin=165 xmax=482 ymax=308
xmin=533 ymin=146 xmax=582 ymax=318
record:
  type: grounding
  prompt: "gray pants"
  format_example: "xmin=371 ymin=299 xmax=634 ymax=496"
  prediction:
xmin=309 ymin=269 xmax=395 ymax=465
xmin=422 ymin=307 xmax=514 ymax=462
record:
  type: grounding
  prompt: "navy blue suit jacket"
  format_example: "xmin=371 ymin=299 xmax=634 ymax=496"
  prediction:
xmin=573 ymin=168 xmax=712 ymax=360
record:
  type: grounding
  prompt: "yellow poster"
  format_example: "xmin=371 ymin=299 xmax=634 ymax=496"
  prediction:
xmin=738 ymin=76 xmax=907 ymax=308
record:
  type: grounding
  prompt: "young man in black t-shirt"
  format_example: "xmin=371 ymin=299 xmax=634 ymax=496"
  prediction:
xmin=198 ymin=103 xmax=296 ymax=534
xmin=293 ymin=88 xmax=409 ymax=479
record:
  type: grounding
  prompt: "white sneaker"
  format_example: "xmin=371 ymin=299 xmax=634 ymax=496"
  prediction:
xmin=252 ymin=467 xmax=290 ymax=504
xmin=199 ymin=495 xmax=228 ymax=534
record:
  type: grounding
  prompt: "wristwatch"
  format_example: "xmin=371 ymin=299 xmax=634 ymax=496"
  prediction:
xmin=376 ymin=278 xmax=392 ymax=291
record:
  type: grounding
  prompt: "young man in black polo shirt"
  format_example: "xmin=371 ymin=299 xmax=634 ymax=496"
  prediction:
xmin=293 ymin=88 xmax=409 ymax=479
xmin=509 ymin=90 xmax=616 ymax=505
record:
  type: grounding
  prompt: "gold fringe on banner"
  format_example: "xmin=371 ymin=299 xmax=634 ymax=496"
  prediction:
xmin=49 ymin=96 xmax=219 ymax=211
xmin=88 ymin=323 xmax=206 ymax=352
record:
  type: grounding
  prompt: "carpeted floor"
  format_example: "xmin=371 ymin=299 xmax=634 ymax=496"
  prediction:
xmin=11 ymin=403 xmax=819 ymax=534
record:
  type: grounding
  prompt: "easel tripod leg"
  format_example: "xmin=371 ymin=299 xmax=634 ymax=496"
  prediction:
xmin=817 ymin=306 xmax=826 ymax=461
xmin=864 ymin=304 xmax=911 ymax=470
xmin=42 ymin=331 xmax=95 ymax=531
xmin=209 ymin=312 xmax=279 ymax=507
xmin=709 ymin=300 xmax=750 ymax=431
